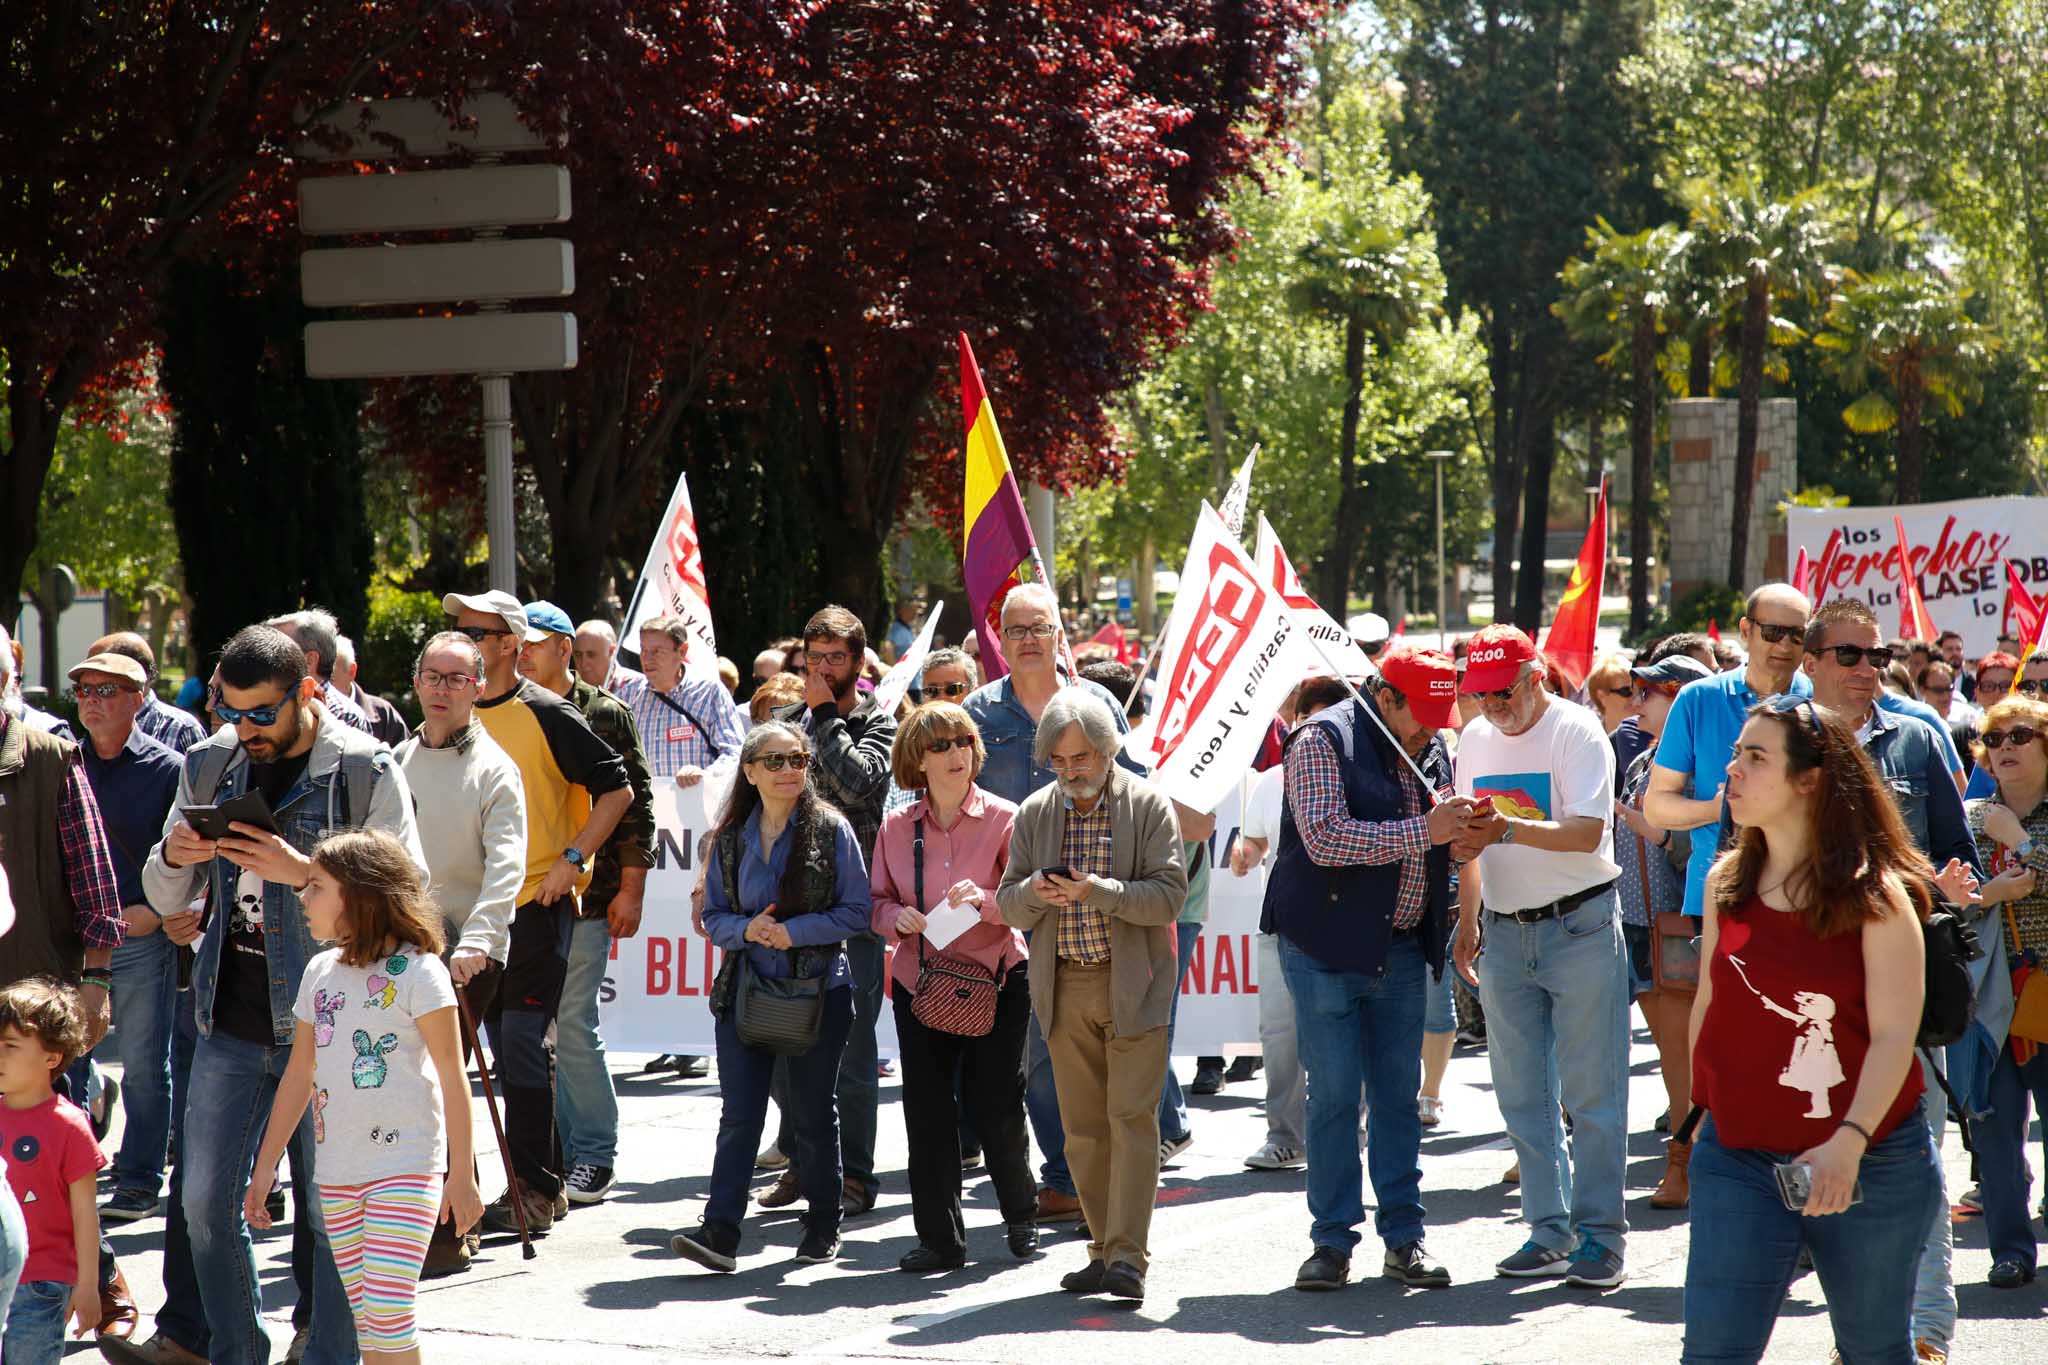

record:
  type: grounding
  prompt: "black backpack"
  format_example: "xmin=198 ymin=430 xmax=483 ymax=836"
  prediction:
xmin=1917 ymin=907 xmax=1980 ymax=1049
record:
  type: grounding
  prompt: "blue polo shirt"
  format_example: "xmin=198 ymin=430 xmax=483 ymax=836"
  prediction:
xmin=78 ymin=725 xmax=182 ymax=907
xmin=1653 ymin=668 xmax=1813 ymax=915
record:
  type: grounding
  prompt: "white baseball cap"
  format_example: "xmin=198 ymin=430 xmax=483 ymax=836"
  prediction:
xmin=1347 ymin=611 xmax=1391 ymax=645
xmin=441 ymin=590 xmax=528 ymax=640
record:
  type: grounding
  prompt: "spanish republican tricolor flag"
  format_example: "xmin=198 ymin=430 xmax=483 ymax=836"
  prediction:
xmin=1542 ymin=478 xmax=1607 ymax=692
xmin=960 ymin=333 xmax=1049 ymax=677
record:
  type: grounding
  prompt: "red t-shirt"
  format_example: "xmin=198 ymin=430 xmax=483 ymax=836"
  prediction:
xmin=1692 ymin=896 xmax=1924 ymax=1152
xmin=0 ymin=1094 xmax=107 ymax=1284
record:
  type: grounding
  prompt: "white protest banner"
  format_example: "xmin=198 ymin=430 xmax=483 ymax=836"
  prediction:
xmin=869 ymin=602 xmax=943 ymax=717
xmin=1124 ymin=502 xmax=1319 ymax=814
xmin=1255 ymin=514 xmax=1377 ymax=679
xmin=620 ymin=470 xmax=719 ymax=675
xmin=1218 ymin=445 xmax=1259 ymax=540
xmin=597 ymin=783 xmax=1269 ymax=1054
xmin=1786 ymin=496 xmax=2048 ymax=657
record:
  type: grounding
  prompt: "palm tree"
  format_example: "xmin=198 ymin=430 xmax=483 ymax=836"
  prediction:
xmin=1813 ymin=269 xmax=2002 ymax=503
xmin=1687 ymin=183 xmax=1838 ymax=587
xmin=1556 ymin=218 xmax=1692 ymax=635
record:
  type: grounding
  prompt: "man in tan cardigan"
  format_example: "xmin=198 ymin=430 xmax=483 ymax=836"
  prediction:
xmin=998 ymin=688 xmax=1187 ymax=1301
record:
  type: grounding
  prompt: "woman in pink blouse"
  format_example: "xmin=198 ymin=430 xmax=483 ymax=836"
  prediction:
xmin=871 ymin=702 xmax=1036 ymax=1272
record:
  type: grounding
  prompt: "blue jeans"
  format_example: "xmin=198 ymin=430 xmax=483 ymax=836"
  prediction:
xmin=1683 ymin=1111 xmax=1941 ymax=1364
xmin=1476 ymin=892 xmax=1632 ymax=1255
xmin=158 ymin=986 xmax=209 ymax=1355
xmin=1911 ymin=1051 xmax=1953 ymax=1348
xmin=554 ymin=915 xmax=619 ymax=1167
xmin=772 ymin=935 xmax=883 ymax=1196
xmin=110 ymin=931 xmax=179 ymax=1194
xmin=1157 ymin=922 xmax=1202 ymax=1143
xmin=1972 ymin=1038 xmax=2048 ymax=1270
xmin=183 ymin=1032 xmax=357 ymax=1365
xmin=0 ymin=1181 xmax=24 ymax=1332
xmin=707 ymin=986 xmax=854 ymax=1240
xmin=1283 ymin=932 xmax=1429 ymax=1252
xmin=2 ymin=1279 xmax=69 ymax=1365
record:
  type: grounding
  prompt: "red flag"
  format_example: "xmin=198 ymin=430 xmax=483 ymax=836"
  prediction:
xmin=1392 ymin=616 xmax=1407 ymax=639
xmin=1707 ymin=619 xmax=1721 ymax=642
xmin=2004 ymin=560 xmax=2042 ymax=642
xmin=1792 ymin=546 xmax=1812 ymax=600
xmin=1540 ymin=480 xmax=1606 ymax=692
xmin=1090 ymin=620 xmax=1137 ymax=665
xmin=1892 ymin=515 xmax=1939 ymax=641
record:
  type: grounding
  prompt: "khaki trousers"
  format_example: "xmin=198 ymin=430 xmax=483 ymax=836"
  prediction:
xmin=1044 ymin=961 xmax=1169 ymax=1275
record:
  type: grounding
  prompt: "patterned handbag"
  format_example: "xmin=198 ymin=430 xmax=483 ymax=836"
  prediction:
xmin=907 ymin=819 xmax=999 ymax=1037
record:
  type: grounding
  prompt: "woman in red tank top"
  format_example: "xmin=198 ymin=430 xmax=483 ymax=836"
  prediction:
xmin=1681 ymin=696 xmax=1941 ymax=1365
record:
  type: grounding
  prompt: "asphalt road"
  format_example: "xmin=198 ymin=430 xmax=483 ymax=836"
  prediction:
xmin=90 ymin=1028 xmax=2043 ymax=1363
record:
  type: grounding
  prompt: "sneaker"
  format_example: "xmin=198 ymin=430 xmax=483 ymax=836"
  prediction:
xmin=564 ymin=1163 xmax=615 ymax=1205
xmin=1294 ymin=1246 xmax=1350 ymax=1291
xmin=677 ymin=1054 xmax=710 ymax=1078
xmin=878 ymin=1059 xmax=896 ymax=1078
xmin=641 ymin=1053 xmax=682 ymax=1074
xmin=1159 ymin=1133 xmax=1193 ymax=1165
xmin=1563 ymin=1239 xmax=1626 ymax=1289
xmin=1224 ymin=1056 xmax=1263 ymax=1083
xmin=1244 ymin=1141 xmax=1306 ymax=1170
xmin=481 ymin=1184 xmax=555 ymax=1236
xmin=1384 ymin=1240 xmax=1452 ymax=1288
xmin=1455 ymin=1023 xmax=1486 ymax=1047
xmin=95 ymin=1332 xmax=209 ymax=1365
xmin=670 ymin=1222 xmax=738 ymax=1273
xmin=794 ymin=1226 xmax=841 ymax=1264
xmin=1418 ymin=1095 xmax=1443 ymax=1128
xmin=961 ymin=1145 xmax=984 ymax=1171
xmin=1190 ymin=1062 xmax=1225 ymax=1095
xmin=1495 ymin=1239 xmax=1570 ymax=1278
xmin=755 ymin=1142 xmax=790 ymax=1171
xmin=101 ymin=1188 xmax=163 ymax=1224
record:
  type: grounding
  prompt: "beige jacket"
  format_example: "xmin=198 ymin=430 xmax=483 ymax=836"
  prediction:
xmin=997 ymin=766 xmax=1188 ymax=1036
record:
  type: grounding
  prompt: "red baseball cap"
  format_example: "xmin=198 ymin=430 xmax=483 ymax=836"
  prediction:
xmin=1378 ymin=644 xmax=1458 ymax=731
xmin=1459 ymin=624 xmax=1539 ymax=694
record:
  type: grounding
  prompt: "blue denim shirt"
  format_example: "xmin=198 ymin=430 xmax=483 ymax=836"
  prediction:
xmin=702 ymin=808 xmax=871 ymax=986
xmin=963 ymin=676 xmax=1141 ymax=807
xmin=1863 ymin=705 xmax=1982 ymax=879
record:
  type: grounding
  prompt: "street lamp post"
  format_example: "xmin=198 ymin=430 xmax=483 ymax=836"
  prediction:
xmin=1425 ymin=449 xmax=1456 ymax=652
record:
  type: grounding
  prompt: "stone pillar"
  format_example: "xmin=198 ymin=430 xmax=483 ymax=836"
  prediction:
xmin=1667 ymin=397 xmax=1797 ymax=597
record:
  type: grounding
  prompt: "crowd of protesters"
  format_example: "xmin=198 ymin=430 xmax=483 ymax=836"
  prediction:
xmin=0 ymin=572 xmax=2044 ymax=1365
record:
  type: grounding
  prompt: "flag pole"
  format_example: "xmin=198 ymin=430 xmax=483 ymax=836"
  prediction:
xmin=1291 ymin=625 xmax=1443 ymax=802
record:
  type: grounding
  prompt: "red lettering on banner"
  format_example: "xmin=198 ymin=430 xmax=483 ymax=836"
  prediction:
xmin=1155 ymin=543 xmax=1265 ymax=766
xmin=1813 ymin=518 xmax=2015 ymax=605
xmin=1183 ymin=936 xmax=1205 ymax=994
xmin=703 ymin=939 xmax=718 ymax=996
xmin=1211 ymin=935 xmax=1239 ymax=994
xmin=1244 ymin=936 xmax=1258 ymax=994
xmin=647 ymin=938 xmax=673 ymax=995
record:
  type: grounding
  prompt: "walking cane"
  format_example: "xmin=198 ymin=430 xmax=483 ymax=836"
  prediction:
xmin=456 ymin=988 xmax=536 ymax=1260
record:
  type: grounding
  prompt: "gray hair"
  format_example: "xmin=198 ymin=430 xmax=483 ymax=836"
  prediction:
xmin=1033 ymin=687 xmax=1121 ymax=767
xmin=576 ymin=619 xmax=618 ymax=646
xmin=267 ymin=608 xmax=343 ymax=679
xmin=414 ymin=630 xmax=484 ymax=679
xmin=920 ymin=646 xmax=977 ymax=685
xmin=1000 ymin=582 xmax=1060 ymax=627
xmin=334 ymin=634 xmax=357 ymax=672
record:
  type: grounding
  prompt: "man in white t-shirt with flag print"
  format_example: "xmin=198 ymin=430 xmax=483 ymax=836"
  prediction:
xmin=1449 ymin=624 xmax=1631 ymax=1291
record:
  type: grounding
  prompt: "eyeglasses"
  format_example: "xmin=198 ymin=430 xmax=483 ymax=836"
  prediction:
xmin=1923 ymin=683 xmax=1954 ymax=696
xmin=215 ymin=697 xmax=290 ymax=727
xmin=805 ymin=650 xmax=851 ymax=668
xmin=1750 ymin=622 xmax=1805 ymax=644
xmin=1602 ymin=685 xmax=1635 ymax=700
xmin=414 ymin=669 xmax=477 ymax=691
xmin=1982 ymin=726 xmax=2041 ymax=750
xmin=1816 ymin=644 xmax=1896 ymax=670
xmin=70 ymin=683 xmax=135 ymax=701
xmin=925 ymin=736 xmax=972 ymax=754
xmin=1473 ymin=674 xmax=1525 ymax=704
xmin=2018 ymin=679 xmax=2048 ymax=698
xmin=925 ymin=681 xmax=972 ymax=699
xmin=1003 ymin=623 xmax=1058 ymax=642
xmin=455 ymin=625 xmax=514 ymax=642
xmin=751 ymin=752 xmax=811 ymax=772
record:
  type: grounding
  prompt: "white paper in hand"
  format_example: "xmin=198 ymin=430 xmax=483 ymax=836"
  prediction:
xmin=918 ymin=902 xmax=981 ymax=952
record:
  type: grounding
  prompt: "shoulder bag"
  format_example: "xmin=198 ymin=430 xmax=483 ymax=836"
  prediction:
xmin=718 ymin=824 xmax=826 ymax=1055
xmin=907 ymin=818 xmax=999 ymax=1037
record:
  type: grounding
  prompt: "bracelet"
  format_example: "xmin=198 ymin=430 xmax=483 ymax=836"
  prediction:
xmin=79 ymin=969 xmax=112 ymax=988
xmin=1838 ymin=1117 xmax=1874 ymax=1145
xmin=1656 ymin=829 xmax=1671 ymax=848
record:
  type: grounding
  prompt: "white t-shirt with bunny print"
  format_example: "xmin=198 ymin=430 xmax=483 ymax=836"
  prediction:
xmin=292 ymin=945 xmax=457 ymax=1186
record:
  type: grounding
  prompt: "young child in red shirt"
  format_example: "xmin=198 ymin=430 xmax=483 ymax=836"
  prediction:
xmin=0 ymin=978 xmax=106 ymax=1363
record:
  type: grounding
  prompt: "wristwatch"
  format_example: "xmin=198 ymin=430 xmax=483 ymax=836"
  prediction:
xmin=1497 ymin=821 xmax=1518 ymax=847
xmin=561 ymin=847 xmax=587 ymax=870
xmin=2018 ymin=837 xmax=2037 ymax=861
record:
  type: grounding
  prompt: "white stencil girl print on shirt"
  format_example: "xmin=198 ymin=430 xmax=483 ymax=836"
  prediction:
xmin=1725 ymin=953 xmax=1844 ymax=1118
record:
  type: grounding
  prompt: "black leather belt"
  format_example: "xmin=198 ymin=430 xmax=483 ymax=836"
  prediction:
xmin=1500 ymin=880 xmax=1617 ymax=925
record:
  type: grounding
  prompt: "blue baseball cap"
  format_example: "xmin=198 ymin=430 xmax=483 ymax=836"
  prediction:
xmin=521 ymin=599 xmax=575 ymax=643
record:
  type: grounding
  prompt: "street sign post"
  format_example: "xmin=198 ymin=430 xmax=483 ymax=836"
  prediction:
xmin=298 ymin=96 xmax=573 ymax=593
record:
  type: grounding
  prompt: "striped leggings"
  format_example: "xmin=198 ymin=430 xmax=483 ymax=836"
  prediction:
xmin=318 ymin=1173 xmax=442 ymax=1353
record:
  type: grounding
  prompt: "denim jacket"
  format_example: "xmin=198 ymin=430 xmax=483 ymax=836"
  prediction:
xmin=142 ymin=717 xmax=426 ymax=1044
xmin=963 ymin=676 xmax=1142 ymax=808
xmin=1863 ymin=704 xmax=1982 ymax=880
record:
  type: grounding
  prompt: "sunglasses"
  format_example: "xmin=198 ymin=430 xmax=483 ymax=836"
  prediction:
xmin=1816 ymin=644 xmax=1896 ymax=670
xmin=455 ymin=624 xmax=515 ymax=642
xmin=2018 ymin=679 xmax=2048 ymax=698
xmin=1603 ymin=685 xmax=1635 ymax=699
xmin=925 ymin=735 xmax=972 ymax=754
xmin=215 ymin=697 xmax=290 ymax=727
xmin=925 ymin=681 xmax=972 ymax=699
xmin=1750 ymin=622 xmax=1805 ymax=644
xmin=1473 ymin=674 xmax=1525 ymax=703
xmin=1769 ymin=693 xmax=1827 ymax=740
xmin=1982 ymin=726 xmax=2042 ymax=750
xmin=751 ymin=752 xmax=811 ymax=772
xmin=70 ymin=682 xmax=135 ymax=701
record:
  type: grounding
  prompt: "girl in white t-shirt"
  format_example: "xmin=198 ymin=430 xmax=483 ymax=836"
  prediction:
xmin=244 ymin=830 xmax=482 ymax=1363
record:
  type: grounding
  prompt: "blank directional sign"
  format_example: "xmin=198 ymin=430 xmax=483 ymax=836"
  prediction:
xmin=298 ymin=94 xmax=553 ymax=162
xmin=305 ymin=314 xmax=578 ymax=379
xmin=303 ymin=240 xmax=574 ymax=308
xmin=300 ymin=165 xmax=570 ymax=236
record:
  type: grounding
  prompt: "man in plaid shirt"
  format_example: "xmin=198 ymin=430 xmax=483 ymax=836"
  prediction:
xmin=627 ymin=615 xmax=745 ymax=786
xmin=1266 ymin=645 xmax=1473 ymax=1294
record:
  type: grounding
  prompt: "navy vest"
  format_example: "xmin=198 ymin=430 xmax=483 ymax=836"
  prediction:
xmin=1262 ymin=697 xmax=1452 ymax=978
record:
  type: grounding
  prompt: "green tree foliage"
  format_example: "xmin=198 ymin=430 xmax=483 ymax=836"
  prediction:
xmin=161 ymin=260 xmax=372 ymax=665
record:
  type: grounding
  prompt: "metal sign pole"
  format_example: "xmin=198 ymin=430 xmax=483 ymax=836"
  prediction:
xmin=482 ymin=371 xmax=517 ymax=594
